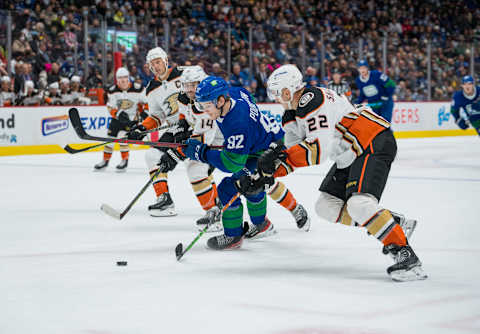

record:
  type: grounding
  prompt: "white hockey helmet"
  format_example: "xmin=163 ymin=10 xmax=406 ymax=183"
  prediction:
xmin=146 ymin=47 xmax=168 ymax=76
xmin=25 ymin=80 xmax=34 ymax=89
xmin=60 ymin=77 xmax=70 ymax=85
xmin=115 ymin=67 xmax=129 ymax=80
xmin=71 ymin=75 xmax=81 ymax=83
xmin=1 ymin=75 xmax=11 ymax=83
xmin=180 ymin=65 xmax=207 ymax=85
xmin=266 ymin=64 xmax=305 ymax=104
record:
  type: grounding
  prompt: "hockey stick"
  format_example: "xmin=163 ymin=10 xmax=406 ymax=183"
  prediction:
xmin=175 ymin=193 xmax=240 ymax=261
xmin=63 ymin=122 xmax=178 ymax=154
xmin=100 ymin=167 xmax=164 ymax=220
xmin=68 ymin=108 xmax=223 ymax=149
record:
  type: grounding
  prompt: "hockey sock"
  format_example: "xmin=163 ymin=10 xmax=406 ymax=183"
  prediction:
xmin=120 ymin=144 xmax=129 ymax=160
xmin=246 ymin=193 xmax=267 ymax=225
xmin=103 ymin=144 xmax=113 ymax=161
xmin=151 ymin=170 xmax=168 ymax=196
xmin=362 ymin=209 xmax=406 ymax=246
xmin=223 ymin=203 xmax=244 ymax=236
xmin=268 ymin=180 xmax=297 ymax=211
xmin=191 ymin=175 xmax=218 ymax=211
xmin=335 ymin=204 xmax=358 ymax=226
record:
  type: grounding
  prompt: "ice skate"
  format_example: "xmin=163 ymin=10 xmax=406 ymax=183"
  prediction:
xmin=384 ymin=244 xmax=428 ymax=282
xmin=291 ymin=203 xmax=311 ymax=231
xmin=206 ymin=233 xmax=244 ymax=250
xmin=148 ymin=192 xmax=176 ymax=217
xmin=115 ymin=159 xmax=128 ymax=172
xmin=94 ymin=159 xmax=109 ymax=171
xmin=245 ymin=217 xmax=277 ymax=240
xmin=196 ymin=206 xmax=222 ymax=232
xmin=391 ymin=212 xmax=417 ymax=239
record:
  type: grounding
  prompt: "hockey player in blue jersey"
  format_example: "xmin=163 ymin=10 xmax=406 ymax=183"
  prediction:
xmin=450 ymin=75 xmax=480 ymax=135
xmin=355 ymin=60 xmax=396 ymax=122
xmin=182 ymin=76 xmax=284 ymax=250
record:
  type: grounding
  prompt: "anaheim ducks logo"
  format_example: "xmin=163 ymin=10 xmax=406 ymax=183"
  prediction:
xmin=117 ymin=99 xmax=134 ymax=110
xmin=164 ymin=92 xmax=179 ymax=116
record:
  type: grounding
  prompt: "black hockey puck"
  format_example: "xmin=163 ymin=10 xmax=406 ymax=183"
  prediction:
xmin=116 ymin=261 xmax=128 ymax=266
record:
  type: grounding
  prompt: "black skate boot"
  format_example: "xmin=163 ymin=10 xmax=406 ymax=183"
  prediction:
xmin=245 ymin=217 xmax=276 ymax=240
xmin=206 ymin=233 xmax=244 ymax=250
xmin=115 ymin=159 xmax=128 ymax=172
xmin=148 ymin=192 xmax=176 ymax=217
xmin=94 ymin=159 xmax=109 ymax=171
xmin=384 ymin=243 xmax=428 ymax=282
xmin=196 ymin=206 xmax=222 ymax=232
xmin=291 ymin=203 xmax=311 ymax=231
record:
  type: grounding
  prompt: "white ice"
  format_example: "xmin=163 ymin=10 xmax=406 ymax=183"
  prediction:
xmin=1 ymin=136 xmax=480 ymax=334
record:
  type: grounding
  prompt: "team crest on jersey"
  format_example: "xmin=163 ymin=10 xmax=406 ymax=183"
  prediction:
xmin=299 ymin=92 xmax=314 ymax=107
xmin=117 ymin=99 xmax=134 ymax=110
xmin=164 ymin=92 xmax=180 ymax=116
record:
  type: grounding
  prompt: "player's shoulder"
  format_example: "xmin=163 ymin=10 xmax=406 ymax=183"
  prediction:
xmin=296 ymin=86 xmax=325 ymax=118
xmin=177 ymin=92 xmax=191 ymax=105
xmin=108 ymin=85 xmax=121 ymax=93
xmin=127 ymin=82 xmax=143 ymax=92
xmin=452 ymin=90 xmax=463 ymax=100
xmin=145 ymin=79 xmax=161 ymax=96
xmin=167 ymin=67 xmax=183 ymax=82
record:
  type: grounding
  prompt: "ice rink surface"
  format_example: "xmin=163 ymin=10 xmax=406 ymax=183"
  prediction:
xmin=1 ymin=136 xmax=480 ymax=334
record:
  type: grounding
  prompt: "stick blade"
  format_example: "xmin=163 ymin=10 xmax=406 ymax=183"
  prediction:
xmin=101 ymin=203 xmax=122 ymax=220
xmin=175 ymin=243 xmax=183 ymax=261
xmin=63 ymin=144 xmax=76 ymax=154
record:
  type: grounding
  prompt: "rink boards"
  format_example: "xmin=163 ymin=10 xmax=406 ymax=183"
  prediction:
xmin=0 ymin=102 xmax=476 ymax=156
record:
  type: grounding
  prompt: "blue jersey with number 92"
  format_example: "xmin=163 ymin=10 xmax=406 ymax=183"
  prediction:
xmin=217 ymin=88 xmax=284 ymax=156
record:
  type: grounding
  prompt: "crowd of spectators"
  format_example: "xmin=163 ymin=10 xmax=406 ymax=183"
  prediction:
xmin=0 ymin=0 xmax=479 ymax=106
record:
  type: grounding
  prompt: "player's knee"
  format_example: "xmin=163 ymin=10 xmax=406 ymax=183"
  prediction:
xmin=315 ymin=192 xmax=344 ymax=222
xmin=145 ymin=148 xmax=162 ymax=170
xmin=217 ymin=177 xmax=237 ymax=205
xmin=346 ymin=193 xmax=380 ymax=224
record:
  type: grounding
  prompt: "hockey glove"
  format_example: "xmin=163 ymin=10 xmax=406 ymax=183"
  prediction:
xmin=329 ymin=132 xmax=357 ymax=169
xmin=158 ymin=148 xmax=186 ymax=173
xmin=234 ymin=174 xmax=267 ymax=197
xmin=455 ymin=117 xmax=469 ymax=130
xmin=174 ymin=118 xmax=192 ymax=142
xmin=127 ymin=124 xmax=147 ymax=140
xmin=258 ymin=140 xmax=287 ymax=175
xmin=117 ymin=111 xmax=137 ymax=131
xmin=183 ymin=138 xmax=208 ymax=163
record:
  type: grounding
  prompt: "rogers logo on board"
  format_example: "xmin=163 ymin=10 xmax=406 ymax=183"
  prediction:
xmin=392 ymin=107 xmax=419 ymax=124
xmin=42 ymin=115 xmax=69 ymax=136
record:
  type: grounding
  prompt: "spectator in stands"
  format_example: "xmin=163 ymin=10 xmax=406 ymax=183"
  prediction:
xmin=304 ymin=66 xmax=320 ymax=88
xmin=0 ymin=76 xmax=15 ymax=107
xmin=229 ymin=62 xmax=247 ymax=87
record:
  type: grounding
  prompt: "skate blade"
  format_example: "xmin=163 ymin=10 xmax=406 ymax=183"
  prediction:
xmin=390 ymin=265 xmax=428 ymax=282
xmin=149 ymin=208 xmax=177 ymax=217
xmin=115 ymin=168 xmax=127 ymax=173
xmin=247 ymin=226 xmax=277 ymax=240
xmin=299 ymin=217 xmax=311 ymax=232
xmin=402 ymin=220 xmax=417 ymax=240
xmin=93 ymin=168 xmax=108 ymax=172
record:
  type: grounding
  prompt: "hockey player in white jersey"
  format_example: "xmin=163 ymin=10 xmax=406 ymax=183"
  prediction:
xmin=127 ymin=47 xmax=183 ymax=216
xmin=249 ymin=64 xmax=426 ymax=281
xmin=154 ymin=65 xmax=224 ymax=230
xmin=94 ymin=67 xmax=146 ymax=172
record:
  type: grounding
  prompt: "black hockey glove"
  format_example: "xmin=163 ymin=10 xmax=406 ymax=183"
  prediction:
xmin=174 ymin=118 xmax=192 ymax=143
xmin=258 ymin=140 xmax=287 ymax=175
xmin=158 ymin=148 xmax=186 ymax=173
xmin=117 ymin=111 xmax=137 ymax=131
xmin=127 ymin=124 xmax=147 ymax=140
xmin=234 ymin=174 xmax=267 ymax=197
